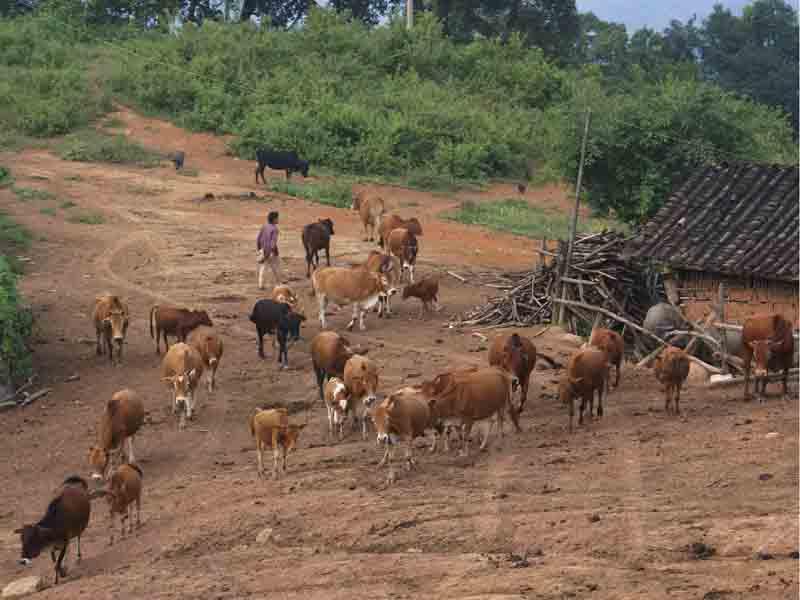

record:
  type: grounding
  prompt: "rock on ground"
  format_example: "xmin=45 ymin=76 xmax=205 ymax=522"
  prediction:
xmin=2 ymin=576 xmax=44 ymax=598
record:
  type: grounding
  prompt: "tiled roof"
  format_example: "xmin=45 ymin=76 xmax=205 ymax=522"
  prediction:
xmin=625 ymin=161 xmax=799 ymax=281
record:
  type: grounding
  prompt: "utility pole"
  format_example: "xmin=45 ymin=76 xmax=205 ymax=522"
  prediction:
xmin=406 ymin=0 xmax=413 ymax=29
xmin=557 ymin=108 xmax=591 ymax=326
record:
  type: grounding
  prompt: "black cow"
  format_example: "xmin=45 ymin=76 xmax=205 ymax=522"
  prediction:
xmin=249 ymin=299 xmax=306 ymax=368
xmin=255 ymin=148 xmax=310 ymax=184
xmin=302 ymin=218 xmax=335 ymax=278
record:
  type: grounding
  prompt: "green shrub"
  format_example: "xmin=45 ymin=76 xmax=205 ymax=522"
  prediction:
xmin=0 ymin=255 xmax=33 ymax=386
xmin=58 ymin=130 xmax=163 ymax=167
xmin=0 ymin=166 xmax=13 ymax=188
xmin=68 ymin=212 xmax=105 ymax=224
xmin=60 ymin=200 xmax=77 ymax=209
xmin=39 ymin=207 xmax=56 ymax=216
xmin=11 ymin=187 xmax=56 ymax=202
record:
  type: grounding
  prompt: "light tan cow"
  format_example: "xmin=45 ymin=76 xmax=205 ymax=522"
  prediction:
xmin=351 ymin=191 xmax=386 ymax=242
xmin=160 ymin=342 xmax=204 ymax=429
xmin=93 ymin=294 xmax=129 ymax=364
xmin=249 ymin=408 xmax=306 ymax=479
xmin=344 ymin=354 xmax=380 ymax=440
xmin=311 ymin=265 xmax=396 ymax=331
xmin=387 ymin=228 xmax=418 ymax=283
xmin=186 ymin=325 xmax=224 ymax=392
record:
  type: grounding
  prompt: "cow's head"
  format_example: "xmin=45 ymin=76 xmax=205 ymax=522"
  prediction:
xmin=351 ymin=193 xmax=362 ymax=211
xmin=369 ymin=400 xmax=397 ymax=446
xmin=404 ymin=217 xmax=423 ymax=236
xmin=104 ymin=308 xmax=128 ymax=347
xmin=87 ymin=445 xmax=111 ymax=482
xmin=319 ymin=218 xmax=334 ymax=236
xmin=558 ymin=374 xmax=582 ymax=405
xmin=277 ymin=424 xmax=306 ymax=452
xmin=751 ymin=339 xmax=778 ymax=377
xmin=190 ymin=310 xmax=213 ymax=328
xmin=14 ymin=525 xmax=50 ymax=565
xmin=163 ymin=369 xmax=198 ymax=408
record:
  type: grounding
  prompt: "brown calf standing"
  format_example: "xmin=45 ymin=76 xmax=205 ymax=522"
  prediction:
xmin=387 ymin=228 xmax=418 ymax=283
xmin=402 ymin=275 xmax=441 ymax=318
xmin=149 ymin=305 xmax=213 ymax=354
xmin=15 ymin=476 xmax=91 ymax=584
xmin=88 ymin=389 xmax=145 ymax=483
xmin=105 ymin=463 xmax=143 ymax=545
xmin=302 ymin=218 xmax=335 ymax=277
xmin=742 ymin=313 xmax=795 ymax=402
xmin=249 ymin=408 xmax=306 ymax=479
xmin=587 ymin=327 xmax=625 ymax=391
xmin=311 ymin=331 xmax=356 ymax=402
xmin=344 ymin=354 xmax=380 ymax=440
xmin=186 ymin=325 xmax=224 ymax=392
xmin=488 ymin=332 xmax=537 ymax=414
xmin=93 ymin=294 xmax=129 ymax=364
xmin=653 ymin=345 xmax=690 ymax=414
xmin=378 ymin=214 xmax=423 ymax=249
xmin=559 ymin=348 xmax=608 ymax=433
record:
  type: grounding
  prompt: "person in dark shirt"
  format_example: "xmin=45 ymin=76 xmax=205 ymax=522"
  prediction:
xmin=257 ymin=211 xmax=281 ymax=289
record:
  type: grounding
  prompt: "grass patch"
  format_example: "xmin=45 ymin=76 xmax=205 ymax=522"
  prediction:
xmin=177 ymin=168 xmax=199 ymax=177
xmin=39 ymin=207 xmax=56 ymax=216
xmin=68 ymin=212 xmax=105 ymax=225
xmin=0 ymin=210 xmax=32 ymax=274
xmin=57 ymin=129 xmax=163 ymax=168
xmin=103 ymin=116 xmax=126 ymax=129
xmin=449 ymin=198 xmax=627 ymax=239
xmin=64 ymin=174 xmax=83 ymax=182
xmin=11 ymin=186 xmax=56 ymax=202
xmin=60 ymin=200 xmax=77 ymax=209
xmin=266 ymin=179 xmax=352 ymax=209
xmin=126 ymin=183 xmax=169 ymax=196
xmin=0 ymin=166 xmax=13 ymax=189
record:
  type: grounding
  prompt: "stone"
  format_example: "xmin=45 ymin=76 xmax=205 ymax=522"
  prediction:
xmin=686 ymin=361 xmax=709 ymax=386
xmin=558 ymin=333 xmax=584 ymax=347
xmin=255 ymin=527 xmax=274 ymax=544
xmin=2 ymin=576 xmax=44 ymax=598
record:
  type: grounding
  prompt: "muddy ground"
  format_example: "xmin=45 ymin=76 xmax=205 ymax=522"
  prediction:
xmin=0 ymin=108 xmax=797 ymax=600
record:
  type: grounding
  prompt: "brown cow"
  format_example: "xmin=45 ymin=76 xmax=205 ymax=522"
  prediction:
xmin=488 ymin=332 xmax=537 ymax=414
xmin=149 ymin=305 xmax=213 ymax=354
xmin=359 ymin=251 xmax=402 ymax=316
xmin=311 ymin=331 xmax=356 ymax=401
xmin=302 ymin=218 xmax=335 ymax=277
xmin=249 ymin=408 xmax=306 ymax=479
xmin=351 ymin=191 xmax=386 ymax=242
xmin=160 ymin=342 xmax=204 ymax=429
xmin=311 ymin=264 xmax=396 ymax=331
xmin=402 ymin=275 xmax=441 ymax=318
xmin=104 ymin=463 xmax=143 ymax=546
xmin=324 ymin=377 xmax=351 ymax=440
xmin=653 ymin=345 xmax=690 ymax=414
xmin=186 ymin=325 xmax=224 ymax=392
xmin=88 ymin=389 xmax=144 ymax=482
xmin=387 ymin=228 xmax=418 ymax=283
xmin=421 ymin=366 xmax=480 ymax=452
xmin=93 ymin=294 xmax=129 ymax=364
xmin=559 ymin=348 xmax=608 ymax=433
xmin=742 ymin=313 xmax=795 ymax=402
xmin=378 ymin=214 xmax=422 ymax=249
xmin=344 ymin=354 xmax=380 ymax=440
xmin=428 ymin=367 xmax=519 ymax=456
xmin=587 ymin=328 xmax=624 ymax=390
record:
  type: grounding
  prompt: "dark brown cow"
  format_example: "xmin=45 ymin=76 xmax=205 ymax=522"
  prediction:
xmin=311 ymin=331 xmax=356 ymax=401
xmin=488 ymin=332 xmax=537 ymax=414
xmin=587 ymin=327 xmax=624 ymax=390
xmin=149 ymin=305 xmax=213 ymax=354
xmin=302 ymin=218 xmax=335 ymax=277
xmin=742 ymin=314 xmax=795 ymax=402
xmin=559 ymin=348 xmax=608 ymax=433
xmin=402 ymin=275 xmax=441 ymax=318
xmin=653 ymin=345 xmax=690 ymax=414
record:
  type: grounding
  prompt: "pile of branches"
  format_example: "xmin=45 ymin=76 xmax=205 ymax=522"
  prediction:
xmin=456 ymin=231 xmax=664 ymax=341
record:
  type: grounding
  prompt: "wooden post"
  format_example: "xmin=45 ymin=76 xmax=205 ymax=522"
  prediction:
xmin=557 ymin=108 xmax=591 ymax=325
xmin=406 ymin=0 xmax=413 ymax=29
xmin=718 ymin=283 xmax=729 ymax=374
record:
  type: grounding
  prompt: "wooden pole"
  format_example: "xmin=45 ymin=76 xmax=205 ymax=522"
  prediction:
xmin=557 ymin=108 xmax=591 ymax=326
xmin=406 ymin=0 xmax=413 ymax=29
xmin=718 ymin=283 xmax=729 ymax=374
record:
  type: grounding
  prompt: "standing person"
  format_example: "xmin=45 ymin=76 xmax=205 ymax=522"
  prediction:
xmin=257 ymin=211 xmax=281 ymax=289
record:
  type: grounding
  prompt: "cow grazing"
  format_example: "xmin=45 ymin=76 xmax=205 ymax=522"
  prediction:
xmin=311 ymin=264 xmax=395 ymax=331
xmin=249 ymin=408 xmax=306 ymax=479
xmin=324 ymin=377 xmax=351 ymax=441
xmin=586 ymin=327 xmax=624 ymax=391
xmin=359 ymin=251 xmax=401 ymax=317
xmin=742 ymin=313 xmax=795 ymax=402
xmin=369 ymin=387 xmax=436 ymax=483
xmin=402 ymin=275 xmax=441 ymax=318
xmin=171 ymin=150 xmax=185 ymax=170
xmin=93 ymin=294 xmax=129 ymax=364
xmin=104 ymin=463 xmax=143 ymax=545
xmin=255 ymin=148 xmax=309 ymax=183
xmin=161 ymin=342 xmax=204 ymax=429
xmin=653 ymin=345 xmax=690 ymax=414
xmin=249 ymin=299 xmax=305 ymax=368
xmin=88 ymin=389 xmax=144 ymax=483
xmin=302 ymin=218 xmax=335 ymax=278
xmin=15 ymin=476 xmax=91 ymax=584
xmin=344 ymin=354 xmax=380 ymax=440
xmin=488 ymin=332 xmax=537 ymax=414
xmin=387 ymin=228 xmax=418 ymax=283
xmin=149 ymin=305 xmax=213 ymax=354
xmin=311 ymin=331 xmax=355 ymax=401
xmin=427 ymin=367 xmax=519 ymax=456
xmin=378 ymin=214 xmax=422 ymax=249
xmin=186 ymin=325 xmax=224 ymax=392
xmin=351 ymin=191 xmax=386 ymax=242
xmin=559 ymin=348 xmax=608 ymax=433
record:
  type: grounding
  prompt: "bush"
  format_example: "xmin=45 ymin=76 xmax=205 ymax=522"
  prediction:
xmin=0 ymin=255 xmax=33 ymax=386
xmin=58 ymin=130 xmax=163 ymax=167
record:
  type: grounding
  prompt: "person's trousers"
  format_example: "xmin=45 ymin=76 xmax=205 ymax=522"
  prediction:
xmin=258 ymin=254 xmax=280 ymax=289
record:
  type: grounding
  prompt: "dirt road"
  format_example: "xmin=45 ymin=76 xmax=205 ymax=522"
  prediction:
xmin=0 ymin=109 xmax=796 ymax=600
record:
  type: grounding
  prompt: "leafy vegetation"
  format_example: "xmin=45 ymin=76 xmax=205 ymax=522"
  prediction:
xmin=39 ymin=206 xmax=56 ymax=216
xmin=60 ymin=200 xmax=77 ymax=209
xmin=266 ymin=179 xmax=352 ymax=209
xmin=11 ymin=187 xmax=56 ymax=202
xmin=0 ymin=166 xmax=13 ymax=188
xmin=57 ymin=129 xmax=163 ymax=167
xmin=68 ymin=211 xmax=106 ymax=224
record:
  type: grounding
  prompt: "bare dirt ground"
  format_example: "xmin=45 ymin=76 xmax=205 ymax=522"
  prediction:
xmin=0 ymin=108 xmax=797 ymax=600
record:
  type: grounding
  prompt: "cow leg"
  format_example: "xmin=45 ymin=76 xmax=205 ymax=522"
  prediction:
xmin=326 ymin=405 xmax=334 ymax=440
xmin=359 ymin=308 xmax=367 ymax=331
xmin=257 ymin=329 xmax=265 ymax=359
xmin=318 ymin=294 xmax=328 ymax=330
xmin=742 ymin=350 xmax=753 ymax=400
xmin=127 ymin=436 xmax=135 ymax=463
xmin=325 ymin=243 xmax=331 ymax=267
xmin=135 ymin=495 xmax=141 ymax=529
xmin=596 ymin=383 xmax=604 ymax=418
xmin=76 ymin=536 xmax=81 ymax=563
xmin=615 ymin=361 xmax=621 ymax=389
xmin=285 ymin=169 xmax=291 ymax=181
xmin=256 ymin=441 xmax=265 ymax=478
xmin=569 ymin=396 xmax=575 ymax=433
xmin=54 ymin=542 xmax=68 ymax=583
xmin=346 ymin=303 xmax=358 ymax=331
xmin=96 ymin=328 xmax=102 ymax=355
xmin=272 ymin=446 xmax=280 ymax=479
xmin=405 ymin=442 xmax=416 ymax=470
xmin=783 ymin=365 xmax=791 ymax=400
xmin=675 ymin=383 xmax=682 ymax=415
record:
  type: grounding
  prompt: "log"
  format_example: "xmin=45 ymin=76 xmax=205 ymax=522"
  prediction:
xmin=708 ymin=368 xmax=799 ymax=388
xmin=19 ymin=388 xmax=51 ymax=408
xmin=447 ymin=271 xmax=467 ymax=283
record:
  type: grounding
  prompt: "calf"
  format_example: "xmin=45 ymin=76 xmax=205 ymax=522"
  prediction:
xmin=104 ymin=463 xmax=142 ymax=545
xmin=587 ymin=327 xmax=624 ymax=390
xmin=249 ymin=299 xmax=305 ymax=368
xmin=559 ymin=348 xmax=608 ymax=433
xmin=249 ymin=408 xmax=306 ymax=479
xmin=378 ymin=214 xmax=422 ymax=249
xmin=311 ymin=264 xmax=395 ymax=331
xmin=255 ymin=147 xmax=309 ymax=183
xmin=653 ymin=345 xmax=690 ymax=414
xmin=324 ymin=377 xmax=351 ymax=441
xmin=186 ymin=325 xmax=224 ymax=391
xmin=402 ymin=275 xmax=441 ymax=318
xmin=387 ymin=228 xmax=418 ymax=283
xmin=369 ymin=387 xmax=435 ymax=483
xmin=15 ymin=476 xmax=91 ymax=584
xmin=88 ymin=389 xmax=144 ymax=482
xmin=427 ymin=367 xmax=519 ymax=456
xmin=742 ymin=313 xmax=795 ymax=402
xmin=149 ymin=305 xmax=213 ymax=354
xmin=160 ymin=342 xmax=204 ymax=429
xmin=93 ymin=294 xmax=129 ymax=364
xmin=302 ymin=218 xmax=335 ymax=277
xmin=351 ymin=191 xmax=385 ymax=242
xmin=488 ymin=332 xmax=537 ymax=414
xmin=344 ymin=354 xmax=380 ymax=440
xmin=311 ymin=331 xmax=355 ymax=401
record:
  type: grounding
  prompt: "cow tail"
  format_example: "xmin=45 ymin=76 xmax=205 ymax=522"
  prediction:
xmin=249 ymin=412 xmax=256 ymax=438
xmin=149 ymin=305 xmax=157 ymax=339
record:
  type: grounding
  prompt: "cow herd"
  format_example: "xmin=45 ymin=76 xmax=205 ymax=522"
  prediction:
xmin=11 ymin=179 xmax=796 ymax=587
